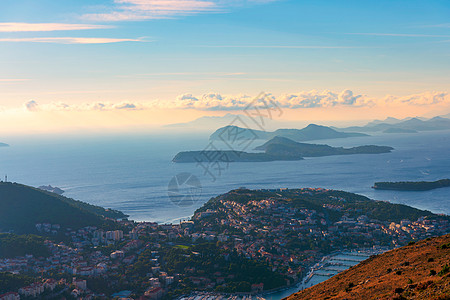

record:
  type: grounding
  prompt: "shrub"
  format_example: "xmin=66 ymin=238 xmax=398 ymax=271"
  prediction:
xmin=438 ymin=264 xmax=450 ymax=276
xmin=440 ymin=243 xmax=450 ymax=249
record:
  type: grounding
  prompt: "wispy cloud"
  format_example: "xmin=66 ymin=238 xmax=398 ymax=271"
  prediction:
xmin=0 ymin=23 xmax=114 ymax=32
xmin=346 ymin=33 xmax=450 ymax=38
xmin=82 ymin=0 xmax=219 ymax=21
xmin=0 ymin=37 xmax=146 ymax=44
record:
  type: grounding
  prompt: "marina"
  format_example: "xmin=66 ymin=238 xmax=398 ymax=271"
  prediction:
xmin=263 ymin=247 xmax=389 ymax=300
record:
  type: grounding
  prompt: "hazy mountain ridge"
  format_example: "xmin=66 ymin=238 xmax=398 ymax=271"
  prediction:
xmin=210 ymin=124 xmax=367 ymax=142
xmin=339 ymin=115 xmax=450 ymax=133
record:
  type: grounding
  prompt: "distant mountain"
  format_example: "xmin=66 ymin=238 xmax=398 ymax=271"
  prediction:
xmin=340 ymin=116 xmax=450 ymax=133
xmin=383 ymin=128 xmax=417 ymax=133
xmin=0 ymin=142 xmax=8 ymax=147
xmin=165 ymin=113 xmax=242 ymax=128
xmin=366 ymin=116 xmax=402 ymax=126
xmin=210 ymin=124 xmax=367 ymax=142
xmin=287 ymin=234 xmax=450 ymax=300
xmin=173 ymin=136 xmax=393 ymax=163
xmin=164 ymin=113 xmax=283 ymax=131
xmin=0 ymin=182 xmax=127 ymax=234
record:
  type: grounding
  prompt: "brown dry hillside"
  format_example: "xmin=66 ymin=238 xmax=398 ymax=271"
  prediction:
xmin=286 ymin=234 xmax=450 ymax=300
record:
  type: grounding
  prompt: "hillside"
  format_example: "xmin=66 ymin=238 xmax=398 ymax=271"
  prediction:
xmin=210 ymin=124 xmax=367 ymax=142
xmin=0 ymin=233 xmax=49 ymax=258
xmin=0 ymin=182 xmax=126 ymax=234
xmin=287 ymin=234 xmax=450 ymax=300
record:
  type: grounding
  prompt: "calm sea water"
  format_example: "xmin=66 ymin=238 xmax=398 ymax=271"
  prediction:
xmin=0 ymin=130 xmax=449 ymax=223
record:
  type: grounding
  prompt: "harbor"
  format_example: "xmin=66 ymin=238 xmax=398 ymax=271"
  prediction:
xmin=262 ymin=247 xmax=389 ymax=300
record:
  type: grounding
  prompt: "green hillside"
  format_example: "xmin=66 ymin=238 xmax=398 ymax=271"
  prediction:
xmin=0 ymin=182 xmax=126 ymax=234
xmin=0 ymin=233 xmax=49 ymax=258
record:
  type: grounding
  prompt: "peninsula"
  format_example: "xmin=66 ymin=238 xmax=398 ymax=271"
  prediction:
xmin=373 ymin=179 xmax=450 ymax=191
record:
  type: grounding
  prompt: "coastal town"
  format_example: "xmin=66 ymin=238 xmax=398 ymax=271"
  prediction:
xmin=1 ymin=188 xmax=450 ymax=299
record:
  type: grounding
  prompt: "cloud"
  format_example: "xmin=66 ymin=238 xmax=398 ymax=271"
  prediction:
xmin=21 ymin=90 xmax=450 ymax=113
xmin=23 ymin=101 xmax=145 ymax=112
xmin=25 ymin=100 xmax=39 ymax=112
xmin=277 ymin=90 xmax=374 ymax=108
xmin=0 ymin=37 xmax=145 ymax=44
xmin=0 ymin=23 xmax=113 ymax=32
xmin=82 ymin=0 xmax=219 ymax=21
xmin=171 ymin=90 xmax=449 ymax=110
xmin=113 ymin=102 xmax=139 ymax=109
xmin=385 ymin=92 xmax=448 ymax=106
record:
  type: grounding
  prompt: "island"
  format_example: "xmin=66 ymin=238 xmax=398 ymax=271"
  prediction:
xmin=210 ymin=124 xmax=367 ymax=142
xmin=38 ymin=185 xmax=65 ymax=195
xmin=373 ymin=179 xmax=450 ymax=191
xmin=173 ymin=136 xmax=393 ymax=163
xmin=172 ymin=149 xmax=304 ymax=163
xmin=0 ymin=142 xmax=8 ymax=147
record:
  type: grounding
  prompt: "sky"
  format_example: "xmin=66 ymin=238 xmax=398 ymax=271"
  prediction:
xmin=0 ymin=0 xmax=449 ymax=134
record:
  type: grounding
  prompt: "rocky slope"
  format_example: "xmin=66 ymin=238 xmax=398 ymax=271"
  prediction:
xmin=286 ymin=234 xmax=450 ymax=300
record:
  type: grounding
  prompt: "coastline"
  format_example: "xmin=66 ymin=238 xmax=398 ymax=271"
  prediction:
xmin=176 ymin=247 xmax=392 ymax=300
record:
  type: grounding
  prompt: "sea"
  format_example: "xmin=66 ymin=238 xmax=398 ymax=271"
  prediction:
xmin=0 ymin=129 xmax=449 ymax=299
xmin=0 ymin=129 xmax=449 ymax=224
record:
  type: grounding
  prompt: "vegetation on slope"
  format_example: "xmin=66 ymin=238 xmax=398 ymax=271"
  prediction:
xmin=0 ymin=272 xmax=34 ymax=294
xmin=0 ymin=182 xmax=125 ymax=234
xmin=0 ymin=233 xmax=49 ymax=258
xmin=287 ymin=234 xmax=450 ymax=300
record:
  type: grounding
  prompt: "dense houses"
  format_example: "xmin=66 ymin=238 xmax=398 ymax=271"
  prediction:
xmin=1 ymin=188 xmax=449 ymax=299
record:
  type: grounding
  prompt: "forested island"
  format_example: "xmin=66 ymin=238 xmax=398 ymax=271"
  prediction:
xmin=373 ymin=179 xmax=450 ymax=191
xmin=173 ymin=136 xmax=393 ymax=163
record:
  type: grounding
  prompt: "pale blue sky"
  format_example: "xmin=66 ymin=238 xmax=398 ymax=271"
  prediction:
xmin=0 ymin=0 xmax=449 ymax=113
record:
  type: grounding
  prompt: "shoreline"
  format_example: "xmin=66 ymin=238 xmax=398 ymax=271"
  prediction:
xmin=176 ymin=247 xmax=392 ymax=300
